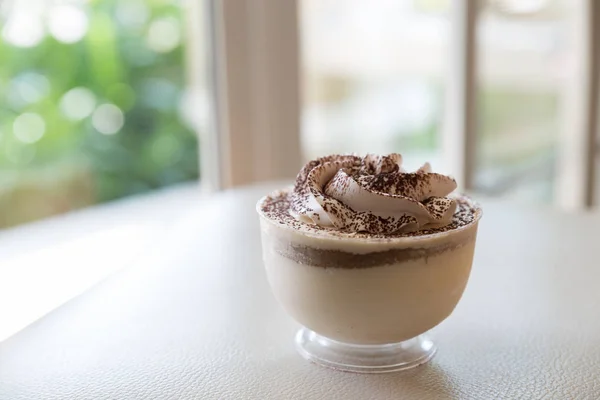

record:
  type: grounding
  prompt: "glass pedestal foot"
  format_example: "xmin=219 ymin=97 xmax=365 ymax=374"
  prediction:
xmin=295 ymin=327 xmax=436 ymax=373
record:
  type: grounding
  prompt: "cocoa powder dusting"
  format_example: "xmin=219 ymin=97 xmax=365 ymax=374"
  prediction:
xmin=260 ymin=190 xmax=480 ymax=240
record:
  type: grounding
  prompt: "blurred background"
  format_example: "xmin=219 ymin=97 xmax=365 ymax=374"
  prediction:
xmin=302 ymin=0 xmax=566 ymax=201
xmin=0 ymin=0 xmax=595 ymax=228
xmin=0 ymin=0 xmax=199 ymax=228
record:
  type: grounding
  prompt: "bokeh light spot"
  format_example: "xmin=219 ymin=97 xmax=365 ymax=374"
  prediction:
xmin=7 ymin=72 xmax=51 ymax=108
xmin=13 ymin=113 xmax=46 ymax=144
xmin=2 ymin=12 xmax=45 ymax=48
xmin=140 ymin=78 xmax=178 ymax=110
xmin=92 ymin=104 xmax=125 ymax=135
xmin=60 ymin=87 xmax=97 ymax=121
xmin=146 ymin=16 xmax=181 ymax=53
xmin=116 ymin=0 xmax=150 ymax=30
xmin=179 ymin=88 xmax=209 ymax=132
xmin=48 ymin=5 xmax=89 ymax=44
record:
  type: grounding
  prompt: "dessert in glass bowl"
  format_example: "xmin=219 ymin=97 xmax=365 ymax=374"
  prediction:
xmin=256 ymin=154 xmax=482 ymax=373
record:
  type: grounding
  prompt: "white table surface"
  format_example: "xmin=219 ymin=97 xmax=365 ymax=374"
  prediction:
xmin=0 ymin=183 xmax=201 ymax=341
xmin=1 ymin=183 xmax=600 ymax=399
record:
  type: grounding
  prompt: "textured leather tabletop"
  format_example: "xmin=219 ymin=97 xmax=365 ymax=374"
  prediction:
xmin=2 ymin=185 xmax=600 ymax=399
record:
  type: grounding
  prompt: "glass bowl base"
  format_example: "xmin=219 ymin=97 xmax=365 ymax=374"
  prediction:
xmin=295 ymin=327 xmax=436 ymax=373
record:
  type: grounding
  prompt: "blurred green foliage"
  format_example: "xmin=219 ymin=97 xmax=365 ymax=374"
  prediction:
xmin=0 ymin=0 xmax=198 ymax=227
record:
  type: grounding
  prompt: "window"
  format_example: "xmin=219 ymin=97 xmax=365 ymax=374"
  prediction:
xmin=2 ymin=0 xmax=597 ymax=230
xmin=0 ymin=0 xmax=200 ymax=228
xmin=301 ymin=0 xmax=448 ymax=170
xmin=477 ymin=0 xmax=570 ymax=204
xmin=301 ymin=0 xmax=599 ymax=208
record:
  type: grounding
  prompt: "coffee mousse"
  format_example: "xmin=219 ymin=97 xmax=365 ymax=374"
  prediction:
xmin=257 ymin=154 xmax=482 ymax=345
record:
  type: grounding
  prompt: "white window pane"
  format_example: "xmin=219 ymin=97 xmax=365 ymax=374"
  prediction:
xmin=301 ymin=0 xmax=449 ymax=171
xmin=475 ymin=0 xmax=567 ymax=204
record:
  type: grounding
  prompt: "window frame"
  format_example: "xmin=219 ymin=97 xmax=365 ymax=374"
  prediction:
xmin=555 ymin=0 xmax=599 ymax=209
xmin=200 ymin=0 xmax=302 ymax=191
xmin=198 ymin=0 xmax=599 ymax=208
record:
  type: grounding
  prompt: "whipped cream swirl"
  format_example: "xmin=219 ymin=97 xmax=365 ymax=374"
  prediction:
xmin=290 ymin=154 xmax=458 ymax=234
